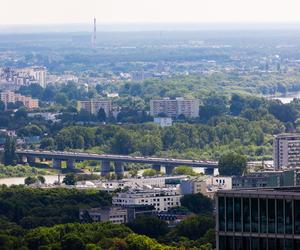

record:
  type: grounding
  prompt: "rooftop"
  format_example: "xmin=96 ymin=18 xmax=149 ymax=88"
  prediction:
xmin=217 ymin=186 xmax=300 ymax=196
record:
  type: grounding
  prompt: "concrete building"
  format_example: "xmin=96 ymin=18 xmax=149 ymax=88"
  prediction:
xmin=180 ymin=176 xmax=208 ymax=195
xmin=79 ymin=207 xmax=128 ymax=224
xmin=0 ymin=91 xmax=39 ymax=110
xmin=154 ymin=117 xmax=173 ymax=127
xmin=274 ymin=133 xmax=300 ymax=169
xmin=113 ymin=187 xmax=181 ymax=211
xmin=150 ymin=98 xmax=199 ymax=118
xmin=16 ymin=66 xmax=47 ymax=88
xmin=77 ymin=99 xmax=112 ymax=116
xmin=27 ymin=112 xmax=61 ymax=122
xmin=216 ymin=187 xmax=300 ymax=249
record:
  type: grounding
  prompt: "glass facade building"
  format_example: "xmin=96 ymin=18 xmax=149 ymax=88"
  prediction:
xmin=216 ymin=187 xmax=300 ymax=250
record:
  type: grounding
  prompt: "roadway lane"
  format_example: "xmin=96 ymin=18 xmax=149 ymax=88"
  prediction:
xmin=15 ymin=149 xmax=218 ymax=168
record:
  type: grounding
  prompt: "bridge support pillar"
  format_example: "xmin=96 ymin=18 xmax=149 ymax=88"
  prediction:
xmin=165 ymin=165 xmax=175 ymax=175
xmin=204 ymin=167 xmax=214 ymax=176
xmin=27 ymin=156 xmax=36 ymax=166
xmin=52 ymin=159 xmax=62 ymax=169
xmin=115 ymin=162 xmax=124 ymax=179
xmin=101 ymin=160 xmax=111 ymax=178
xmin=152 ymin=164 xmax=161 ymax=172
xmin=66 ymin=159 xmax=75 ymax=169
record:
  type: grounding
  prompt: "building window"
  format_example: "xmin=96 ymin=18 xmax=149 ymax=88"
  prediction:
xmin=251 ymin=198 xmax=259 ymax=233
xmin=226 ymin=197 xmax=233 ymax=231
xmin=234 ymin=237 xmax=242 ymax=250
xmin=243 ymin=198 xmax=251 ymax=232
xmin=268 ymin=199 xmax=276 ymax=234
xmin=234 ymin=198 xmax=242 ymax=232
xmin=277 ymin=199 xmax=284 ymax=234
xmin=260 ymin=198 xmax=267 ymax=233
xmin=285 ymin=199 xmax=293 ymax=234
xmin=219 ymin=197 xmax=225 ymax=231
xmin=251 ymin=238 xmax=259 ymax=250
xmin=294 ymin=200 xmax=300 ymax=234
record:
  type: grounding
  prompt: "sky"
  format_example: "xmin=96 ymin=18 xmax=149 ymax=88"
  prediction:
xmin=2 ymin=0 xmax=300 ymax=25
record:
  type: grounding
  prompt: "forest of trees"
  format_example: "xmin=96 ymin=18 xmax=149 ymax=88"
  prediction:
xmin=0 ymin=187 xmax=215 ymax=250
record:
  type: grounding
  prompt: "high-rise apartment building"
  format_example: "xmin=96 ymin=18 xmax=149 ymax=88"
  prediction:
xmin=216 ymin=187 xmax=300 ymax=249
xmin=77 ymin=99 xmax=112 ymax=116
xmin=150 ymin=98 xmax=199 ymax=118
xmin=0 ymin=91 xmax=39 ymax=110
xmin=273 ymin=133 xmax=300 ymax=169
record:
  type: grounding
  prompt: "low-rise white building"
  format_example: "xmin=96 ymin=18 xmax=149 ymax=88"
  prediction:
xmin=154 ymin=117 xmax=173 ymax=127
xmin=113 ymin=187 xmax=181 ymax=211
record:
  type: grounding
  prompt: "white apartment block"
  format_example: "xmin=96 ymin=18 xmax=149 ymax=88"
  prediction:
xmin=112 ymin=188 xmax=181 ymax=211
xmin=16 ymin=66 xmax=47 ymax=88
xmin=150 ymin=98 xmax=199 ymax=118
xmin=274 ymin=133 xmax=300 ymax=169
xmin=77 ymin=99 xmax=112 ymax=116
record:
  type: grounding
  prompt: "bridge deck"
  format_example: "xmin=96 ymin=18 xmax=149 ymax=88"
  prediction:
xmin=16 ymin=150 xmax=218 ymax=168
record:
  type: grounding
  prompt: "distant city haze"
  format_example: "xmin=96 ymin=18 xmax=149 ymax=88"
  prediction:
xmin=2 ymin=0 xmax=300 ymax=26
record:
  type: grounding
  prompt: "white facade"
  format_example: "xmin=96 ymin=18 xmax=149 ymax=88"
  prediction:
xmin=154 ymin=117 xmax=173 ymax=127
xmin=150 ymin=98 xmax=199 ymax=118
xmin=113 ymin=188 xmax=181 ymax=211
xmin=77 ymin=99 xmax=112 ymax=116
xmin=274 ymin=134 xmax=300 ymax=169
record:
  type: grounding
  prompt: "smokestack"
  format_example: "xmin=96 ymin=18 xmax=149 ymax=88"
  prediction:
xmin=92 ymin=17 xmax=96 ymax=48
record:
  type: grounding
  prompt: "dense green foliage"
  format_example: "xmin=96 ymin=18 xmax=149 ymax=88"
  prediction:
xmin=127 ymin=215 xmax=169 ymax=239
xmin=0 ymin=187 xmax=215 ymax=250
xmin=218 ymin=153 xmax=247 ymax=176
xmin=0 ymin=165 xmax=54 ymax=178
xmin=0 ymin=186 xmax=112 ymax=229
xmin=180 ymin=193 xmax=213 ymax=215
xmin=4 ymin=136 xmax=17 ymax=166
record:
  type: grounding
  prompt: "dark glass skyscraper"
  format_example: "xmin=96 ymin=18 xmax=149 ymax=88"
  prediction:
xmin=216 ymin=187 xmax=300 ymax=250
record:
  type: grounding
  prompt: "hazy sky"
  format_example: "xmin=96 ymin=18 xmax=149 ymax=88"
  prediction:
xmin=2 ymin=0 xmax=300 ymax=25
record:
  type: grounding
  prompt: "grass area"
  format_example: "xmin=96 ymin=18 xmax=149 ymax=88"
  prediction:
xmin=0 ymin=164 xmax=59 ymax=178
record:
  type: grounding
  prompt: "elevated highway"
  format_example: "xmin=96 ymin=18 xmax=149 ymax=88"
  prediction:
xmin=15 ymin=149 xmax=218 ymax=176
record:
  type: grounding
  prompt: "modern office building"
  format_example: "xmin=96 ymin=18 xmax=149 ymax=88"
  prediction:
xmin=77 ymin=99 xmax=112 ymax=116
xmin=274 ymin=133 xmax=300 ymax=169
xmin=216 ymin=187 xmax=300 ymax=249
xmin=0 ymin=91 xmax=39 ymax=110
xmin=112 ymin=187 xmax=181 ymax=211
xmin=150 ymin=98 xmax=199 ymax=118
xmin=79 ymin=207 xmax=128 ymax=224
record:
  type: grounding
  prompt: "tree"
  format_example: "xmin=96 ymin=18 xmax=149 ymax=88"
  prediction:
xmin=3 ymin=136 xmax=18 ymax=166
xmin=37 ymin=176 xmax=45 ymax=184
xmin=63 ymin=174 xmax=77 ymax=185
xmin=218 ymin=153 xmax=247 ymax=176
xmin=142 ymin=169 xmax=159 ymax=177
xmin=173 ymin=166 xmax=196 ymax=176
xmin=40 ymin=138 xmax=55 ymax=150
xmin=97 ymin=108 xmax=106 ymax=122
xmin=180 ymin=193 xmax=213 ymax=215
xmin=61 ymin=233 xmax=85 ymax=250
xmin=127 ymin=216 xmax=169 ymax=238
xmin=25 ymin=176 xmax=37 ymax=185
xmin=111 ymin=130 xmax=136 ymax=155
xmin=173 ymin=215 xmax=214 ymax=241
xmin=55 ymin=93 xmax=68 ymax=106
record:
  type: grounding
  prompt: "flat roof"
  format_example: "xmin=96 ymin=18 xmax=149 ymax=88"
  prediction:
xmin=217 ymin=186 xmax=300 ymax=197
